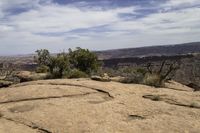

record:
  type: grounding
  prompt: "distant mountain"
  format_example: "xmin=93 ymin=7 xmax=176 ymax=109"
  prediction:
xmin=96 ymin=42 xmax=200 ymax=59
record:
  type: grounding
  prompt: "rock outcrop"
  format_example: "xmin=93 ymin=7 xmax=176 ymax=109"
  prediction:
xmin=0 ymin=79 xmax=199 ymax=133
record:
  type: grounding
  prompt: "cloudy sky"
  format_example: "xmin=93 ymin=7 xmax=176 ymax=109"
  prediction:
xmin=0 ymin=0 xmax=200 ymax=55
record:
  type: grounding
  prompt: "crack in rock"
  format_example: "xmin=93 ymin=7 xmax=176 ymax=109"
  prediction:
xmin=165 ymin=87 xmax=192 ymax=92
xmin=41 ymin=82 xmax=115 ymax=98
xmin=13 ymin=82 xmax=114 ymax=99
xmin=0 ymin=112 xmax=3 ymax=118
xmin=1 ymin=82 xmax=114 ymax=105
xmin=1 ymin=115 xmax=52 ymax=133
xmin=0 ymin=83 xmax=114 ymax=132
xmin=0 ymin=92 xmax=96 ymax=105
xmin=128 ymin=115 xmax=145 ymax=120
xmin=143 ymin=95 xmax=200 ymax=109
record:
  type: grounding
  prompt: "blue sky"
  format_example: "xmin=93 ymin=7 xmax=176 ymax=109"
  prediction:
xmin=0 ymin=0 xmax=200 ymax=55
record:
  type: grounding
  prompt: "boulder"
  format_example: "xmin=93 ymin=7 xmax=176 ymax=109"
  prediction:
xmin=14 ymin=71 xmax=32 ymax=82
xmin=91 ymin=74 xmax=111 ymax=82
xmin=14 ymin=71 xmax=47 ymax=82
xmin=110 ymin=76 xmax=126 ymax=82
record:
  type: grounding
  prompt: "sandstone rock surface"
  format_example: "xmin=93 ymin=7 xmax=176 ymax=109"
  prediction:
xmin=0 ymin=79 xmax=199 ymax=133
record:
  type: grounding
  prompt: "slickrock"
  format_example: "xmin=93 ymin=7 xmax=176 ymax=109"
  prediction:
xmin=0 ymin=79 xmax=199 ymax=133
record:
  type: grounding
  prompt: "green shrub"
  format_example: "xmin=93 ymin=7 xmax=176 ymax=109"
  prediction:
xmin=35 ymin=50 xmax=70 ymax=79
xmin=143 ymin=73 xmax=163 ymax=87
xmin=34 ymin=49 xmax=51 ymax=66
xmin=49 ymin=53 xmax=70 ymax=78
xmin=47 ymin=68 xmax=62 ymax=79
xmin=45 ymin=73 xmax=55 ymax=79
xmin=35 ymin=48 xmax=100 ymax=79
xmin=68 ymin=47 xmax=100 ymax=74
xmin=136 ymin=68 xmax=147 ymax=75
xmin=36 ymin=65 xmax=49 ymax=73
xmin=65 ymin=69 xmax=88 ymax=79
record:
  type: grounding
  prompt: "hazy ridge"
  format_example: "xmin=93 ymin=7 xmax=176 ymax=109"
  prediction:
xmin=96 ymin=42 xmax=200 ymax=59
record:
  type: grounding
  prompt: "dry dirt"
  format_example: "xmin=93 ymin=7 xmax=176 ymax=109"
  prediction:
xmin=0 ymin=79 xmax=199 ymax=133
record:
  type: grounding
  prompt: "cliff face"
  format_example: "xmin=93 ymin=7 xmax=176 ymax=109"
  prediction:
xmin=0 ymin=79 xmax=200 ymax=133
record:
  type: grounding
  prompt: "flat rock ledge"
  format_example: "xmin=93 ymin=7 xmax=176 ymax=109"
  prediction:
xmin=0 ymin=79 xmax=199 ymax=133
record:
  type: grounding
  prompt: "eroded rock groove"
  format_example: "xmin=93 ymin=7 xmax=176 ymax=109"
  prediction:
xmin=1 ymin=116 xmax=52 ymax=133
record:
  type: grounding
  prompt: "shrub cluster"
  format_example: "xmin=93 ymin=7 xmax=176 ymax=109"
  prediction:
xmin=35 ymin=48 xmax=178 ymax=87
xmin=34 ymin=48 xmax=100 ymax=79
xmin=64 ymin=69 xmax=89 ymax=79
xmin=143 ymin=73 xmax=163 ymax=87
xmin=68 ymin=47 xmax=100 ymax=74
xmin=101 ymin=61 xmax=178 ymax=87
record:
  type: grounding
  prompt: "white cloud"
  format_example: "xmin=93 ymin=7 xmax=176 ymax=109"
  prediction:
xmin=0 ymin=0 xmax=200 ymax=55
xmin=161 ymin=0 xmax=200 ymax=11
xmin=4 ymin=4 xmax=135 ymax=33
xmin=164 ymin=0 xmax=200 ymax=7
xmin=109 ymin=7 xmax=200 ymax=35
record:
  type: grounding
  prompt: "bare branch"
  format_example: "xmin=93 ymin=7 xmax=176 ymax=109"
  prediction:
xmin=158 ymin=60 xmax=166 ymax=74
xmin=161 ymin=61 xmax=179 ymax=80
xmin=146 ymin=63 xmax=153 ymax=74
